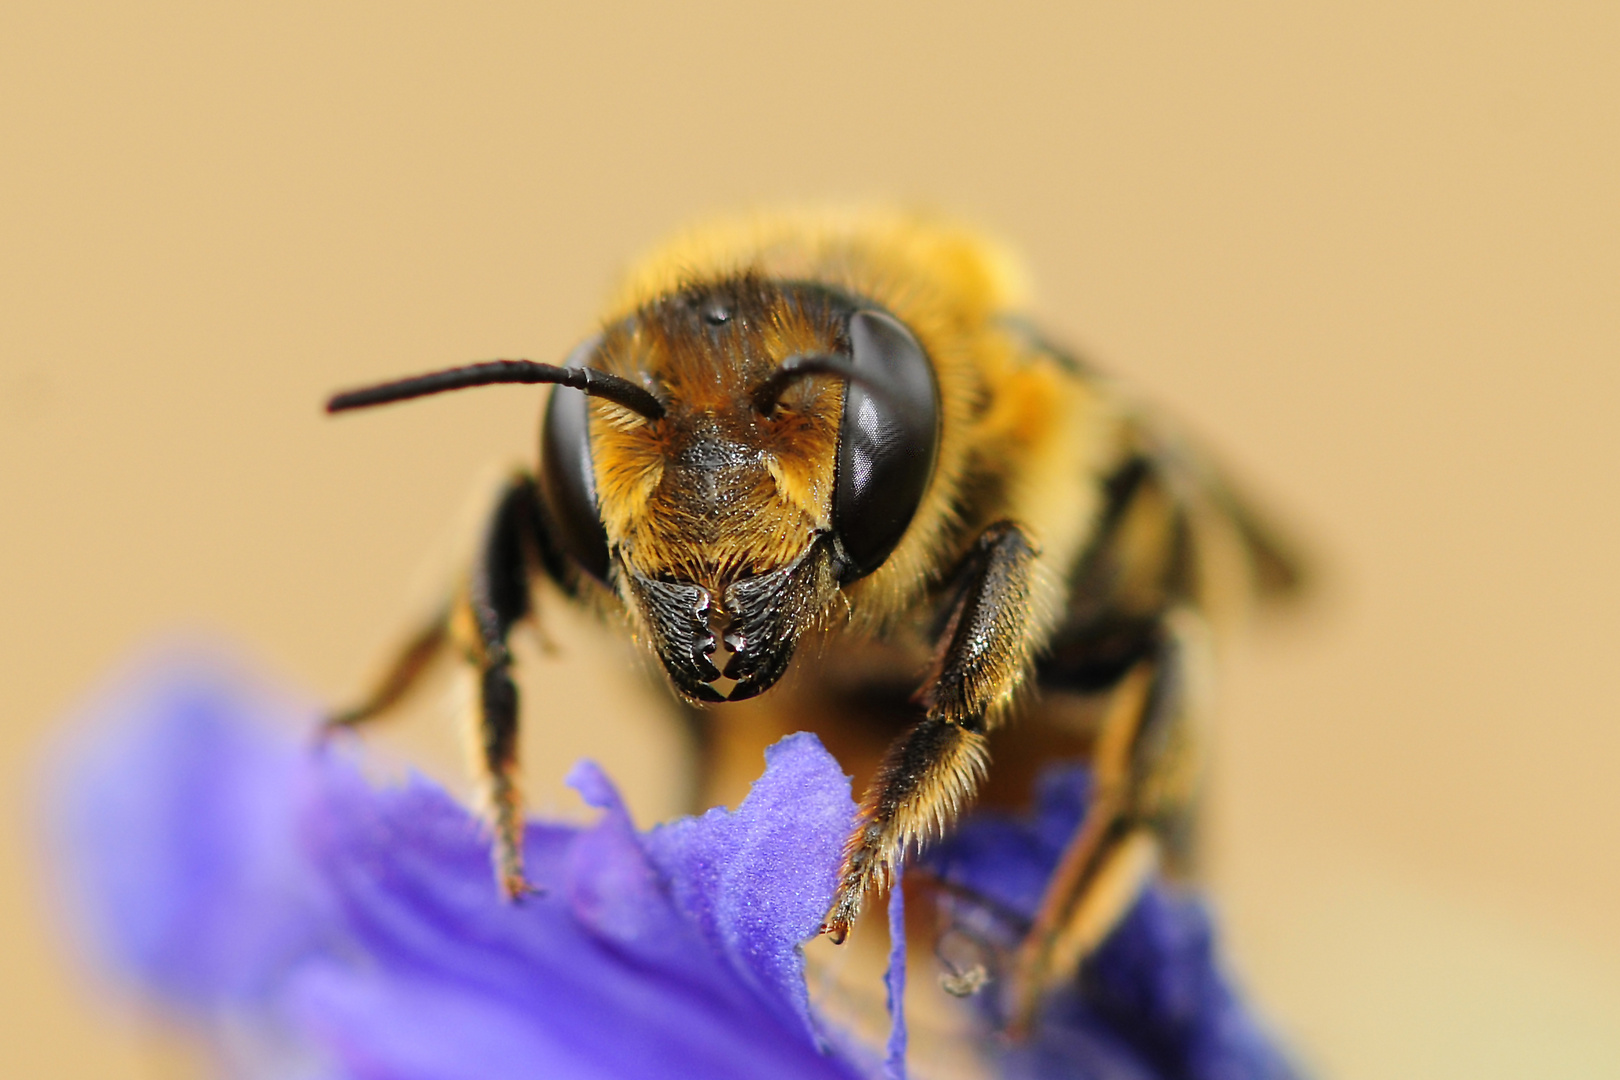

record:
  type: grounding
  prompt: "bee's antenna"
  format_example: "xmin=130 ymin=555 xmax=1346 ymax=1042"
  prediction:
xmin=751 ymin=354 xmax=885 ymax=415
xmin=326 ymin=360 xmax=665 ymax=420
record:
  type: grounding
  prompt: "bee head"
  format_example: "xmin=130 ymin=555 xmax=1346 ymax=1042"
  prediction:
xmin=543 ymin=278 xmax=940 ymax=703
xmin=326 ymin=275 xmax=940 ymax=705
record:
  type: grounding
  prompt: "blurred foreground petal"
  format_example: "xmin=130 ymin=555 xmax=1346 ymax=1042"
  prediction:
xmin=47 ymin=650 xmax=1301 ymax=1079
xmin=49 ymin=652 xmax=864 ymax=1079
xmin=48 ymin=654 xmax=333 ymax=1007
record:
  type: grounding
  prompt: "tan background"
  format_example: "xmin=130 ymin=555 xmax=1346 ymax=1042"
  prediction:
xmin=3 ymin=2 xmax=1617 ymax=1077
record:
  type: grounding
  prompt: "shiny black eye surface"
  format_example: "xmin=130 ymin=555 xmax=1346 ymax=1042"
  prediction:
xmin=539 ymin=338 xmax=612 ymax=583
xmin=833 ymin=310 xmax=940 ymax=580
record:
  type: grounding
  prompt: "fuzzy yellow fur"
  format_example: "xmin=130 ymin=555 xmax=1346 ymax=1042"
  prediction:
xmin=590 ymin=209 xmax=1114 ymax=644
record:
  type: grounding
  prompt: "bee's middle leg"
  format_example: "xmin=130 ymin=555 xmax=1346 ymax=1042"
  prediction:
xmin=324 ymin=606 xmax=453 ymax=733
xmin=1006 ymin=608 xmax=1207 ymax=1032
xmin=822 ymin=521 xmax=1041 ymax=943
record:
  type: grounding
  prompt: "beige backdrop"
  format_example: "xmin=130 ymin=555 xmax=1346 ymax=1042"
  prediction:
xmin=3 ymin=3 xmax=1617 ymax=1077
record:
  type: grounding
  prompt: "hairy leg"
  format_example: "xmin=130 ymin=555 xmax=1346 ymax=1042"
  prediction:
xmin=460 ymin=473 xmax=548 ymax=898
xmin=326 ymin=472 xmax=550 ymax=899
xmin=823 ymin=521 xmax=1041 ymax=942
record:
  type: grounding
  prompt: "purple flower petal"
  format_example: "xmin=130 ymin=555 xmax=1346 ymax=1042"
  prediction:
xmin=48 ymin=651 xmax=868 ymax=1079
xmin=285 ymin=724 xmax=866 ymax=1078
xmin=884 ymin=881 xmax=908 ymax=1080
xmin=925 ymin=770 xmax=1304 ymax=1080
xmin=640 ymin=732 xmax=857 ymax=1045
xmin=45 ymin=648 xmax=1303 ymax=1080
xmin=45 ymin=651 xmax=335 ymax=1007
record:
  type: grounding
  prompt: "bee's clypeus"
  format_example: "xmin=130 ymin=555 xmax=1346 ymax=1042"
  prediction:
xmin=325 ymin=212 xmax=1304 ymax=1030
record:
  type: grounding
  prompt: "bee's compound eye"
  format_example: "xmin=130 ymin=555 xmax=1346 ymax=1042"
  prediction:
xmin=539 ymin=339 xmax=613 ymax=583
xmin=832 ymin=310 xmax=940 ymax=581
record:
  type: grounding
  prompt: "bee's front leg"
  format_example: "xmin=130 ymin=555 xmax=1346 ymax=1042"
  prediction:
xmin=452 ymin=472 xmax=552 ymax=900
xmin=327 ymin=472 xmax=550 ymax=900
xmin=822 ymin=521 xmax=1041 ymax=943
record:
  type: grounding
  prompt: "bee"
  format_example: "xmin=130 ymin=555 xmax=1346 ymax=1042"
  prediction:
xmin=324 ymin=211 xmax=1304 ymax=1026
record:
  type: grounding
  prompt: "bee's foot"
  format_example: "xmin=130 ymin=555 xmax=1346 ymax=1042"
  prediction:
xmin=820 ymin=875 xmax=868 ymax=944
xmin=500 ymin=873 xmax=544 ymax=902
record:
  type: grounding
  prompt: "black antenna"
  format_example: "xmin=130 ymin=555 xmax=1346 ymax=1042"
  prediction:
xmin=326 ymin=360 xmax=665 ymax=420
xmin=751 ymin=354 xmax=885 ymax=415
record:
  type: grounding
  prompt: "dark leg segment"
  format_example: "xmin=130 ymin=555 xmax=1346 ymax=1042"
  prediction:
xmin=465 ymin=473 xmax=546 ymax=899
xmin=323 ymin=471 xmax=549 ymax=899
xmin=823 ymin=521 xmax=1039 ymax=942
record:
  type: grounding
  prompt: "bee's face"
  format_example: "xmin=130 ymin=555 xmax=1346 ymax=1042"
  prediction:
xmin=538 ymin=277 xmax=940 ymax=703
